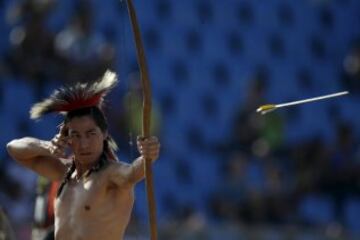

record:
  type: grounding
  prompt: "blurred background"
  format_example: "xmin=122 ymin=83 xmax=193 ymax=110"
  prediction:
xmin=0 ymin=0 xmax=360 ymax=239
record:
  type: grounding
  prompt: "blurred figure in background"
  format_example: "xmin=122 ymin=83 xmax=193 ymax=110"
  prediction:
xmin=0 ymin=207 xmax=16 ymax=240
xmin=209 ymin=151 xmax=248 ymax=223
xmin=32 ymin=177 xmax=59 ymax=240
xmin=228 ymin=70 xmax=284 ymax=156
xmin=321 ymin=122 xmax=360 ymax=222
xmin=54 ymin=0 xmax=115 ymax=83
xmin=342 ymin=40 xmax=360 ymax=94
xmin=5 ymin=0 xmax=58 ymax=97
xmin=108 ymin=71 xmax=162 ymax=155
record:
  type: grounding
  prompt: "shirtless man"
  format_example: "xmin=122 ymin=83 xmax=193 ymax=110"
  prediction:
xmin=6 ymin=71 xmax=160 ymax=240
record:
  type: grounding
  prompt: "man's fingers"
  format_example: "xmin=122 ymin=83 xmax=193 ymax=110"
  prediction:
xmin=49 ymin=136 xmax=68 ymax=157
xmin=51 ymin=145 xmax=66 ymax=157
xmin=140 ymin=146 xmax=159 ymax=152
xmin=141 ymin=148 xmax=159 ymax=153
xmin=139 ymin=145 xmax=160 ymax=157
xmin=137 ymin=135 xmax=146 ymax=141
xmin=137 ymin=136 xmax=159 ymax=142
xmin=51 ymin=140 xmax=67 ymax=149
xmin=137 ymin=143 xmax=160 ymax=149
xmin=136 ymin=135 xmax=160 ymax=159
xmin=137 ymin=138 xmax=159 ymax=147
xmin=57 ymin=139 xmax=68 ymax=147
xmin=51 ymin=133 xmax=69 ymax=146
xmin=140 ymin=145 xmax=160 ymax=152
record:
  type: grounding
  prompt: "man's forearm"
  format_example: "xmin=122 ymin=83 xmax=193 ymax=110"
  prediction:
xmin=7 ymin=137 xmax=52 ymax=160
xmin=129 ymin=136 xmax=160 ymax=183
xmin=7 ymin=137 xmax=67 ymax=181
xmin=129 ymin=156 xmax=145 ymax=183
xmin=129 ymin=156 xmax=157 ymax=183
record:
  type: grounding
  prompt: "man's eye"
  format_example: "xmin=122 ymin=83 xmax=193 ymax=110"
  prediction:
xmin=87 ymin=132 xmax=97 ymax=137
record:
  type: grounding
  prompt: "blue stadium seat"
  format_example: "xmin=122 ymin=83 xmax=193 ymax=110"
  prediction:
xmin=148 ymin=57 xmax=173 ymax=91
xmin=267 ymin=64 xmax=299 ymax=102
xmin=344 ymin=197 xmax=360 ymax=235
xmin=244 ymin=159 xmax=266 ymax=192
xmin=302 ymin=105 xmax=333 ymax=141
xmin=29 ymin=116 xmax=59 ymax=140
xmin=259 ymin=228 xmax=283 ymax=240
xmin=92 ymin=0 xmax=123 ymax=35
xmin=208 ymin=224 xmax=245 ymax=240
xmin=0 ymin=113 xmax=20 ymax=156
xmin=294 ymin=232 xmax=322 ymax=240
xmin=189 ymin=153 xmax=221 ymax=195
xmin=284 ymin=105 xmax=333 ymax=145
xmin=47 ymin=0 xmax=75 ymax=32
xmin=201 ymin=28 xmax=230 ymax=60
xmin=338 ymin=97 xmax=360 ymax=134
xmin=3 ymin=79 xmax=35 ymax=120
xmin=133 ymin=181 xmax=148 ymax=223
xmin=171 ymin=1 xmax=198 ymax=28
xmin=161 ymin=26 xmax=188 ymax=58
xmin=298 ymin=194 xmax=335 ymax=226
xmin=0 ymin=17 xmax=10 ymax=55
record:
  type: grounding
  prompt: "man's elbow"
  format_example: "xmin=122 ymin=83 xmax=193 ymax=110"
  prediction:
xmin=6 ymin=139 xmax=25 ymax=160
xmin=6 ymin=140 xmax=17 ymax=156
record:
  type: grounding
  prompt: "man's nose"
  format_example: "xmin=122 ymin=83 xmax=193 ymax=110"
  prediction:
xmin=79 ymin=137 xmax=90 ymax=149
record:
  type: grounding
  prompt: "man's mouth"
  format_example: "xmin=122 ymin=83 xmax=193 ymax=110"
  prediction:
xmin=80 ymin=152 xmax=92 ymax=156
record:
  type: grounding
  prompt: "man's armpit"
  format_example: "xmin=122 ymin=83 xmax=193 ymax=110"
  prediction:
xmin=107 ymin=162 xmax=134 ymax=187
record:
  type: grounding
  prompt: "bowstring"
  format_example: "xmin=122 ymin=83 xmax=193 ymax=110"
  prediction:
xmin=118 ymin=0 xmax=135 ymax=160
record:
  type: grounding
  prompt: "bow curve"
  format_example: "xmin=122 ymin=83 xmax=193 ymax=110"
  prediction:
xmin=125 ymin=0 xmax=158 ymax=239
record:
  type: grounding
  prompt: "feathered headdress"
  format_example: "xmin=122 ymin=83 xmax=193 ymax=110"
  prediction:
xmin=30 ymin=70 xmax=118 ymax=119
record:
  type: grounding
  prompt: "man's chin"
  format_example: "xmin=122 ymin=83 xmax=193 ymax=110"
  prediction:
xmin=76 ymin=154 xmax=98 ymax=164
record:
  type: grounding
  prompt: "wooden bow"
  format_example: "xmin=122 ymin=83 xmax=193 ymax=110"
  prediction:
xmin=125 ymin=0 xmax=158 ymax=239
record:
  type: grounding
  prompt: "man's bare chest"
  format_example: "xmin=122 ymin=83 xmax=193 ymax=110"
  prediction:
xmin=56 ymin=177 xmax=107 ymax=217
xmin=55 ymin=171 xmax=134 ymax=219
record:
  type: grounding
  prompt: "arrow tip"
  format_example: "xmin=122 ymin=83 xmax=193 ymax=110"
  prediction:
xmin=256 ymin=104 xmax=276 ymax=115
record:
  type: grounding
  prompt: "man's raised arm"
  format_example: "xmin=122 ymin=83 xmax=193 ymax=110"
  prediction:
xmin=7 ymin=128 xmax=68 ymax=181
xmin=108 ymin=136 xmax=160 ymax=185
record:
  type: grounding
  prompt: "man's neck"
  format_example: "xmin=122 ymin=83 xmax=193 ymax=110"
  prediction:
xmin=74 ymin=154 xmax=103 ymax=178
xmin=74 ymin=162 xmax=93 ymax=178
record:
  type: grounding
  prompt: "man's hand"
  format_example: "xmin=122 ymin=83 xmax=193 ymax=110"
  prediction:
xmin=49 ymin=125 xmax=69 ymax=158
xmin=137 ymin=136 xmax=160 ymax=161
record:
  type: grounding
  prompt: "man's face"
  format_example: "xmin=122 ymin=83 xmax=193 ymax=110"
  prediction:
xmin=67 ymin=115 xmax=106 ymax=165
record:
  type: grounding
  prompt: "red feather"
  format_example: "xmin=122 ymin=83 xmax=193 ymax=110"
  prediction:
xmin=30 ymin=70 xmax=118 ymax=119
xmin=54 ymin=93 xmax=103 ymax=112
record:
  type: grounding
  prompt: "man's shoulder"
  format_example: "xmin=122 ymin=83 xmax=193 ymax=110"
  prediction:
xmin=107 ymin=160 xmax=131 ymax=168
xmin=103 ymin=160 xmax=132 ymax=174
xmin=102 ymin=160 xmax=134 ymax=185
